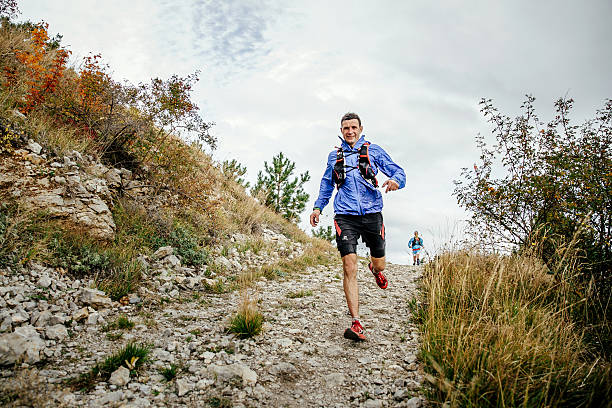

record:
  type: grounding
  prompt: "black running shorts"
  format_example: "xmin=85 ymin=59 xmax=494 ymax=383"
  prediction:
xmin=333 ymin=212 xmax=385 ymax=258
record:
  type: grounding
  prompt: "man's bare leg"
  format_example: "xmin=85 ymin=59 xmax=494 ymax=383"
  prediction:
xmin=342 ymin=254 xmax=359 ymax=318
xmin=370 ymin=256 xmax=385 ymax=274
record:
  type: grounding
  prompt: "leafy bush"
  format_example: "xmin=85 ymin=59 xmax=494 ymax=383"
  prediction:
xmin=164 ymin=225 xmax=209 ymax=266
xmin=454 ymin=96 xmax=611 ymax=357
xmin=454 ymin=96 xmax=611 ymax=284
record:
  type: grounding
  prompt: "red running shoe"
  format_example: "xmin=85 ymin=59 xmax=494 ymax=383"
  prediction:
xmin=369 ymin=262 xmax=388 ymax=289
xmin=344 ymin=320 xmax=366 ymax=341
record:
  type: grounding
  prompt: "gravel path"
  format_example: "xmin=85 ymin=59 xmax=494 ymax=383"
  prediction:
xmin=252 ymin=262 xmax=424 ymax=407
xmin=1 ymin=258 xmax=424 ymax=407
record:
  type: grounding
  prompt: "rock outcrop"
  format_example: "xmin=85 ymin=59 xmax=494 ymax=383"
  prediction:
xmin=0 ymin=140 xmax=149 ymax=240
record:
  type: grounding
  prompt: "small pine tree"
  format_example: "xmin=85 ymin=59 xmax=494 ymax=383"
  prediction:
xmin=221 ymin=159 xmax=250 ymax=189
xmin=251 ymin=152 xmax=310 ymax=222
xmin=312 ymin=225 xmax=335 ymax=241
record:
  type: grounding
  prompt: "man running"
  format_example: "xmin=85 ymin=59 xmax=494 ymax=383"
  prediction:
xmin=309 ymin=112 xmax=405 ymax=341
xmin=408 ymin=231 xmax=423 ymax=265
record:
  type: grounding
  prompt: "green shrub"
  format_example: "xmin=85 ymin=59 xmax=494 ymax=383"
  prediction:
xmin=165 ymin=225 xmax=209 ymax=266
xmin=48 ymin=232 xmax=111 ymax=274
xmin=207 ymin=396 xmax=232 ymax=408
xmin=103 ymin=315 xmax=134 ymax=331
xmin=96 ymin=259 xmax=142 ymax=301
xmin=113 ymin=201 xmax=209 ymax=267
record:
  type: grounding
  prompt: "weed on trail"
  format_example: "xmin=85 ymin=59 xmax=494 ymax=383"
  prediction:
xmin=207 ymin=396 xmax=232 ymax=408
xmin=286 ymin=289 xmax=313 ymax=298
xmin=160 ymin=364 xmax=179 ymax=382
xmin=228 ymin=299 xmax=263 ymax=339
xmin=68 ymin=342 xmax=151 ymax=391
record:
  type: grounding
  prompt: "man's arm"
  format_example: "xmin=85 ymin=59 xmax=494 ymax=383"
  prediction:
xmin=372 ymin=144 xmax=406 ymax=193
xmin=310 ymin=151 xmax=335 ymax=226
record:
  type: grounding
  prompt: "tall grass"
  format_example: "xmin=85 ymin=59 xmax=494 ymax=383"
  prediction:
xmin=418 ymin=251 xmax=611 ymax=407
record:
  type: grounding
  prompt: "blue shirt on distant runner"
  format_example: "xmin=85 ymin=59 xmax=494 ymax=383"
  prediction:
xmin=409 ymin=236 xmax=423 ymax=254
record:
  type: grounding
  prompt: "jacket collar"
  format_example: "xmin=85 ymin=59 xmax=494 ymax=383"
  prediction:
xmin=338 ymin=134 xmax=366 ymax=150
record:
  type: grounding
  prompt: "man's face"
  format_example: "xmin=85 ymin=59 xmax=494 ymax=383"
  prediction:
xmin=340 ymin=119 xmax=363 ymax=147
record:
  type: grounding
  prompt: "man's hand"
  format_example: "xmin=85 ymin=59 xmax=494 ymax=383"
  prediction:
xmin=382 ymin=179 xmax=399 ymax=193
xmin=310 ymin=209 xmax=321 ymax=227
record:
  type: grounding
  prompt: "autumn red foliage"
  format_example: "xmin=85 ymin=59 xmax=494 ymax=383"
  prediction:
xmin=13 ymin=23 xmax=70 ymax=114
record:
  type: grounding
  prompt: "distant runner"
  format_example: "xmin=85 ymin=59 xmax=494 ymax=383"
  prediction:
xmin=309 ymin=112 xmax=406 ymax=341
xmin=408 ymin=231 xmax=423 ymax=265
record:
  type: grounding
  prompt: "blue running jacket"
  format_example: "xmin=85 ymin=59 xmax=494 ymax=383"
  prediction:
xmin=314 ymin=135 xmax=406 ymax=215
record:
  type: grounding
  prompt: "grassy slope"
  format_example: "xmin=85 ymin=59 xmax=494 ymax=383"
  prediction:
xmin=416 ymin=251 xmax=611 ymax=407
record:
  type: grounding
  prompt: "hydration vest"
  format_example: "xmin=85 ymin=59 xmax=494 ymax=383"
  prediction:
xmin=332 ymin=142 xmax=378 ymax=189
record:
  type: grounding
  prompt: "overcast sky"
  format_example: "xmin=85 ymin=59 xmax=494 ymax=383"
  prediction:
xmin=20 ymin=0 xmax=611 ymax=264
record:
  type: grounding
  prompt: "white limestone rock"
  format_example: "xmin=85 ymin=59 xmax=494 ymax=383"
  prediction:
xmin=109 ymin=366 xmax=131 ymax=386
xmin=0 ymin=325 xmax=45 ymax=365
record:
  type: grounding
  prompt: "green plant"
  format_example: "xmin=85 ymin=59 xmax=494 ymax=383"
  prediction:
xmin=221 ymin=158 xmax=250 ymax=189
xmin=116 ymin=315 xmax=134 ymax=330
xmin=251 ymin=152 xmax=310 ymax=222
xmin=160 ymin=364 xmax=179 ymax=382
xmin=106 ymin=332 xmax=123 ymax=341
xmin=48 ymin=232 xmax=111 ymax=274
xmin=69 ymin=342 xmax=150 ymax=390
xmin=454 ymin=96 xmax=611 ymax=293
xmin=204 ymin=278 xmax=234 ymax=294
xmin=228 ymin=302 xmax=263 ymax=339
xmin=286 ymin=289 xmax=313 ymax=298
xmin=207 ymin=396 xmax=232 ymax=408
xmin=0 ymin=203 xmax=50 ymax=268
xmin=312 ymin=225 xmax=335 ymax=241
xmin=96 ymin=259 xmax=142 ymax=301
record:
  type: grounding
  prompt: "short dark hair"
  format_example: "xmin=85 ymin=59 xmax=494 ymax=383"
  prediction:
xmin=341 ymin=112 xmax=361 ymax=127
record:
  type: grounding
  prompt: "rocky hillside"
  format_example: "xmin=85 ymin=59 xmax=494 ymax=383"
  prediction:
xmin=1 ymin=247 xmax=424 ymax=407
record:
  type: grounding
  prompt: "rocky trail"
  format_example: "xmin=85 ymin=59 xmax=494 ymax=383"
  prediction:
xmin=251 ymin=262 xmax=425 ymax=407
xmin=1 ymin=247 xmax=424 ymax=407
